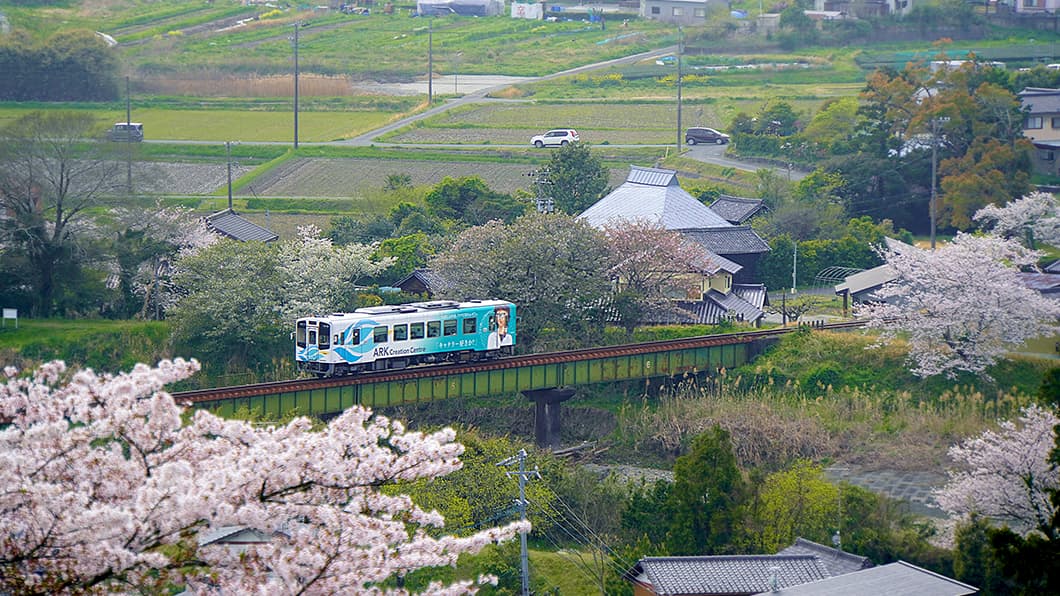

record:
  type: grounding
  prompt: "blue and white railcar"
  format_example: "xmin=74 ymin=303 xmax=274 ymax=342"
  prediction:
xmin=295 ymin=299 xmax=517 ymax=377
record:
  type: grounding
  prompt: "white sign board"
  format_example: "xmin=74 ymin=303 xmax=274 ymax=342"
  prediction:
xmin=511 ymin=2 xmax=542 ymax=19
xmin=2 ymin=308 xmax=16 ymax=329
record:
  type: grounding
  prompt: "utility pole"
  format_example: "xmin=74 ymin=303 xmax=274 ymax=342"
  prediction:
xmin=293 ymin=22 xmax=300 ymax=149
xmin=497 ymin=449 xmax=539 ymax=596
xmin=676 ymin=26 xmax=683 ymax=150
xmin=125 ymin=75 xmax=132 ymax=193
xmin=226 ymin=141 xmax=234 ymax=210
xmin=930 ymin=117 xmax=938 ymax=249
xmin=791 ymin=243 xmax=797 ymax=293
xmin=428 ymin=17 xmax=434 ymax=104
xmin=527 ymin=167 xmax=553 ymax=213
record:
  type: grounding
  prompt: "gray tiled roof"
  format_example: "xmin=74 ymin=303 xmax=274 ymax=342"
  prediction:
xmin=732 ymin=283 xmax=768 ymax=310
xmin=680 ymin=227 xmax=771 ymax=255
xmin=709 ymin=195 xmax=766 ymax=225
xmin=755 ymin=561 xmax=977 ymax=596
xmin=641 ymin=291 xmax=765 ymax=326
xmin=1045 ymin=259 xmax=1060 ymax=273
xmin=204 ymin=209 xmax=279 ymax=242
xmin=776 ymin=538 xmax=872 ymax=577
xmin=1019 ymin=87 xmax=1060 ymax=114
xmin=394 ymin=268 xmax=454 ymax=295
xmin=579 ymin=166 xmax=733 ymax=230
xmin=1018 ymin=271 xmax=1060 ymax=293
xmin=634 ymin=555 xmax=830 ymax=595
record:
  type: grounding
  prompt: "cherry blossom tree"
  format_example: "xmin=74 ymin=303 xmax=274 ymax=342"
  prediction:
xmin=856 ymin=233 xmax=1060 ymax=378
xmin=933 ymin=405 xmax=1059 ymax=538
xmin=108 ymin=202 xmax=218 ymax=319
xmin=0 ymin=359 xmax=527 ymax=595
xmin=974 ymin=191 xmax=1060 ymax=248
xmin=277 ymin=225 xmax=392 ymax=323
xmin=603 ymin=220 xmax=719 ymax=334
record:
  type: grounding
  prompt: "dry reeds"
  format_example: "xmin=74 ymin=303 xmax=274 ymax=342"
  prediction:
xmin=617 ymin=373 xmax=1032 ymax=472
xmin=140 ymin=74 xmax=356 ymax=97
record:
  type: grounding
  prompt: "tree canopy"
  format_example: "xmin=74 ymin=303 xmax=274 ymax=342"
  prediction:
xmin=0 ymin=359 xmax=526 ymax=594
xmin=428 ymin=213 xmax=611 ymax=350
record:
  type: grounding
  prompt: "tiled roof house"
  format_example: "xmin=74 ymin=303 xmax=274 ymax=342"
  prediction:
xmin=708 ymin=195 xmax=767 ymax=225
xmin=626 ymin=554 xmax=831 ymax=596
xmin=1017 ymin=87 xmax=1060 ymax=176
xmin=204 ymin=209 xmax=279 ymax=242
xmin=624 ymin=538 xmax=973 ymax=596
xmin=579 ymin=166 xmax=771 ymax=326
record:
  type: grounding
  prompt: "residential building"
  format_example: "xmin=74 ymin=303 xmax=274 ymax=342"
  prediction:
xmin=1015 ymin=0 xmax=1060 ymax=14
xmin=203 ymin=209 xmax=279 ymax=242
xmin=1018 ymin=87 xmax=1060 ymax=176
xmin=579 ymin=165 xmax=770 ymax=325
xmin=640 ymin=0 xmax=719 ymax=25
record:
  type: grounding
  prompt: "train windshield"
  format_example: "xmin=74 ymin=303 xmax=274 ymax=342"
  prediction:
xmin=296 ymin=321 xmax=307 ymax=347
xmin=319 ymin=323 xmax=330 ymax=350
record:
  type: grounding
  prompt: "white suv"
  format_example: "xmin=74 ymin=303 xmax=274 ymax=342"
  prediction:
xmin=531 ymin=129 xmax=579 ymax=148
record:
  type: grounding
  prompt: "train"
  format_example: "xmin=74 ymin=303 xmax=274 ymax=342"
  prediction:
xmin=295 ymin=299 xmax=517 ymax=377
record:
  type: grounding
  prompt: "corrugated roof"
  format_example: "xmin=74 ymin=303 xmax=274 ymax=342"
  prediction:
xmin=204 ymin=209 xmax=279 ymax=243
xmin=709 ymin=195 xmax=766 ymax=224
xmin=637 ymin=555 xmax=830 ymax=595
xmin=776 ymin=538 xmax=873 ymax=577
xmin=834 ymin=265 xmax=896 ymax=296
xmin=579 ymin=166 xmax=733 ymax=230
xmin=680 ymin=227 xmax=771 ymax=255
xmin=756 ymin=561 xmax=977 ymax=596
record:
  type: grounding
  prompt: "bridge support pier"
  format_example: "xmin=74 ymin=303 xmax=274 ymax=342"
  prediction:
xmin=523 ymin=387 xmax=575 ymax=450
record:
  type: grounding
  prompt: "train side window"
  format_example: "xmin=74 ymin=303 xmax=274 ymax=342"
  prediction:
xmin=410 ymin=322 xmax=425 ymax=339
xmin=394 ymin=324 xmax=408 ymax=341
xmin=296 ymin=321 xmax=307 ymax=347
xmin=427 ymin=321 xmax=441 ymax=338
xmin=443 ymin=319 xmax=457 ymax=336
xmin=373 ymin=326 xmax=388 ymax=343
xmin=319 ymin=323 xmax=331 ymax=349
xmin=308 ymin=329 xmax=317 ymax=345
xmin=348 ymin=328 xmax=361 ymax=345
xmin=462 ymin=317 xmax=476 ymax=334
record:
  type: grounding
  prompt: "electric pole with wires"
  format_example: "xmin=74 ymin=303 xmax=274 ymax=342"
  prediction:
xmin=497 ymin=449 xmax=540 ymax=596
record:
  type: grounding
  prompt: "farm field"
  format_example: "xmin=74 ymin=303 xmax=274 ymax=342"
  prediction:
xmin=245 ymin=156 xmax=633 ymax=197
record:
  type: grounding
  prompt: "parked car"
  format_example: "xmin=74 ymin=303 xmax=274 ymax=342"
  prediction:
xmin=685 ymin=127 xmax=729 ymax=145
xmin=107 ymin=122 xmax=144 ymax=142
xmin=530 ymin=129 xmax=579 ymax=148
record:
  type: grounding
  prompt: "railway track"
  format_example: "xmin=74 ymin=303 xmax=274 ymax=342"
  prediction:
xmin=172 ymin=321 xmax=865 ymax=404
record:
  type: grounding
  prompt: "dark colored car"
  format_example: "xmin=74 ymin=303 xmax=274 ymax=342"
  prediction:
xmin=107 ymin=122 xmax=144 ymax=142
xmin=685 ymin=127 xmax=730 ymax=145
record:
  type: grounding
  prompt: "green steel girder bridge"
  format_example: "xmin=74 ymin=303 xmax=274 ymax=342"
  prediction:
xmin=174 ymin=323 xmax=859 ymax=447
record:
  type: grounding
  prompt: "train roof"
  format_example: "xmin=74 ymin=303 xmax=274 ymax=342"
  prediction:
xmin=299 ymin=299 xmax=512 ymax=320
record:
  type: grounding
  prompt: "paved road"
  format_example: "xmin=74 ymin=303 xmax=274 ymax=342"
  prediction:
xmin=337 ymin=47 xmax=810 ymax=179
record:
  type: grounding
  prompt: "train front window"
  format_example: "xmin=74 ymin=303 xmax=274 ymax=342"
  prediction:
xmin=319 ymin=323 xmax=331 ymax=350
xmin=462 ymin=317 xmax=476 ymax=334
xmin=394 ymin=324 xmax=408 ymax=341
xmin=374 ymin=326 xmax=388 ymax=343
xmin=443 ymin=319 xmax=457 ymax=337
xmin=308 ymin=329 xmax=317 ymax=345
xmin=296 ymin=321 xmax=307 ymax=347
xmin=410 ymin=322 xmax=425 ymax=339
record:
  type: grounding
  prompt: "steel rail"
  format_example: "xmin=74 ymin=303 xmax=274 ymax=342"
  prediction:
xmin=172 ymin=321 xmax=865 ymax=404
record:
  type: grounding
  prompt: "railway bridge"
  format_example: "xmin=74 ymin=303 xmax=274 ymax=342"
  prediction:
xmin=174 ymin=324 xmax=852 ymax=447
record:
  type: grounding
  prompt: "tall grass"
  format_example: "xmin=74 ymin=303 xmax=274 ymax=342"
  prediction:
xmin=615 ymin=371 xmax=1035 ymax=472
